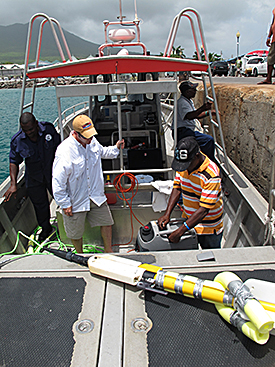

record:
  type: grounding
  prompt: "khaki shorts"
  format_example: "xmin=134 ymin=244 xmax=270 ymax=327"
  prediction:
xmin=62 ymin=200 xmax=114 ymax=239
xmin=267 ymin=43 xmax=275 ymax=65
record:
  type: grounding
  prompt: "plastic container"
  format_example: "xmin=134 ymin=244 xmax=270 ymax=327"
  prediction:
xmin=133 ymin=174 xmax=154 ymax=204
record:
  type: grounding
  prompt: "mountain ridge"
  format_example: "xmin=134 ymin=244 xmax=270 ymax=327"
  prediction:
xmin=0 ymin=22 xmax=100 ymax=64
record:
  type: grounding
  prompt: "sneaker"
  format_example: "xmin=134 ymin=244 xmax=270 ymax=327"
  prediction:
xmin=38 ymin=226 xmax=55 ymax=242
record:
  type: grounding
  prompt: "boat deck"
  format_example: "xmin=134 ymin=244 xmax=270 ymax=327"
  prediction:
xmin=1 ymin=246 xmax=275 ymax=366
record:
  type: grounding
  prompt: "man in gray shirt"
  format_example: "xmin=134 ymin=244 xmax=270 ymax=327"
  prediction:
xmin=171 ymin=81 xmax=216 ymax=162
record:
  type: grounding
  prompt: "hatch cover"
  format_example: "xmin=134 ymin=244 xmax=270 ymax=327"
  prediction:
xmin=0 ymin=277 xmax=86 ymax=367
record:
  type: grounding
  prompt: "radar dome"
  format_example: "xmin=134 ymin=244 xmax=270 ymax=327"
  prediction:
xmin=109 ymin=29 xmax=136 ymax=43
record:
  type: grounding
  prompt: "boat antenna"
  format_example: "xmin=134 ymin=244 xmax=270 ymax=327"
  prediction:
xmin=134 ymin=0 xmax=139 ymax=22
xmin=117 ymin=0 xmax=140 ymax=23
xmin=117 ymin=0 xmax=126 ymax=23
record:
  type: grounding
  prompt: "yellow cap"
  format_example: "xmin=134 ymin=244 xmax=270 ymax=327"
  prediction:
xmin=73 ymin=115 xmax=97 ymax=139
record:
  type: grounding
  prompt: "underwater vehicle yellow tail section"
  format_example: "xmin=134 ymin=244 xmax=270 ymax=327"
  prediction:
xmin=214 ymin=272 xmax=274 ymax=334
xmin=44 ymin=249 xmax=275 ymax=344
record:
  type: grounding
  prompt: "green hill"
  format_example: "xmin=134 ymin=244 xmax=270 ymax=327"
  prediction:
xmin=0 ymin=22 xmax=100 ymax=64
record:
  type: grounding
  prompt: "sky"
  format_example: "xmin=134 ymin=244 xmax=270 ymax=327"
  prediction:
xmin=0 ymin=0 xmax=274 ymax=60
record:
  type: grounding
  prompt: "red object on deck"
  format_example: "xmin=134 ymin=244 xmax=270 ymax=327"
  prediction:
xmin=105 ymin=175 xmax=117 ymax=205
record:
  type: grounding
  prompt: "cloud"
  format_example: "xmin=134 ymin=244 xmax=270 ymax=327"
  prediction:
xmin=0 ymin=0 xmax=274 ymax=59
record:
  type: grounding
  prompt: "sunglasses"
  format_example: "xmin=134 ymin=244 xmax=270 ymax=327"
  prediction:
xmin=77 ymin=132 xmax=93 ymax=140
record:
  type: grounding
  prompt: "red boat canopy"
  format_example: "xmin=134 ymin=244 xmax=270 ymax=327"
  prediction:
xmin=245 ymin=50 xmax=269 ymax=57
xmin=27 ymin=55 xmax=208 ymax=79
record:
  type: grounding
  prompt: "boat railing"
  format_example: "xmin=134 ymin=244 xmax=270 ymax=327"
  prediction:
xmin=163 ymin=8 xmax=230 ymax=174
xmin=99 ymin=19 xmax=146 ymax=56
xmin=98 ymin=41 xmax=147 ymax=57
xmin=0 ymin=163 xmax=25 ymax=206
xmin=160 ymin=103 xmax=173 ymax=134
xmin=103 ymin=168 xmax=172 ymax=176
xmin=20 ymin=13 xmax=73 ymax=121
xmin=160 ymin=93 xmax=174 ymax=105
xmin=164 ymin=9 xmax=200 ymax=59
xmin=53 ymin=101 xmax=89 ymax=129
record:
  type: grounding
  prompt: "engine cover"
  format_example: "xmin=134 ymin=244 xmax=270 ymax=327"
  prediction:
xmin=136 ymin=219 xmax=198 ymax=252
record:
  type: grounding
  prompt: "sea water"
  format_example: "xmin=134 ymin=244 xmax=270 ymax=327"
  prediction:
xmin=0 ymin=86 xmax=88 ymax=184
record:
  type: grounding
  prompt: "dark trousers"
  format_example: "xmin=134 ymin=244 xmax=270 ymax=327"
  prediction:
xmin=173 ymin=127 xmax=216 ymax=163
xmin=27 ymin=180 xmax=52 ymax=231
xmin=198 ymin=232 xmax=223 ymax=249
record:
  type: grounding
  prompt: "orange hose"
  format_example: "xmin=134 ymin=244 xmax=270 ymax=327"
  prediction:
xmin=112 ymin=173 xmax=145 ymax=248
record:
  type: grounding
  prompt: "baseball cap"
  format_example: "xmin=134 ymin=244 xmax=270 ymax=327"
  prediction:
xmin=171 ymin=136 xmax=200 ymax=172
xmin=73 ymin=115 xmax=97 ymax=139
xmin=179 ymin=81 xmax=198 ymax=93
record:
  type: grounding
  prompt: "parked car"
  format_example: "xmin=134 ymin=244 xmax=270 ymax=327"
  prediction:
xmin=210 ymin=61 xmax=229 ymax=76
xmin=246 ymin=57 xmax=275 ymax=77
xmin=244 ymin=57 xmax=265 ymax=76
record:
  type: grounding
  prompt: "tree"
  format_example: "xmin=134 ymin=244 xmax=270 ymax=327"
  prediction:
xmin=170 ymin=46 xmax=186 ymax=58
xmin=208 ymin=52 xmax=222 ymax=62
xmin=158 ymin=45 xmax=186 ymax=58
xmin=192 ymin=48 xmax=221 ymax=62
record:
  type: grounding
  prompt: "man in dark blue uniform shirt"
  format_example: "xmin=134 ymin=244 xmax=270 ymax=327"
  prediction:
xmin=3 ymin=112 xmax=61 ymax=242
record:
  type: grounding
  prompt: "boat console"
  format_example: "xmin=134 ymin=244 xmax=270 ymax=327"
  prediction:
xmin=136 ymin=219 xmax=198 ymax=251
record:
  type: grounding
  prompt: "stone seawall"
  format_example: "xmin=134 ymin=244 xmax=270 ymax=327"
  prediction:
xmin=196 ymin=84 xmax=275 ymax=201
xmin=0 ymin=76 xmax=90 ymax=89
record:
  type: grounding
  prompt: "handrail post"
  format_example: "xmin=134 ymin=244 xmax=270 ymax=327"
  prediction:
xmin=20 ymin=13 xmax=73 ymax=121
xmin=20 ymin=13 xmax=40 ymax=118
xmin=56 ymin=91 xmax=64 ymax=141
xmin=117 ymin=96 xmax=124 ymax=170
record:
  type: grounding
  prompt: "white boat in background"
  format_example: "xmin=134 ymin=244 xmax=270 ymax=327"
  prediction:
xmin=0 ymin=2 xmax=275 ymax=366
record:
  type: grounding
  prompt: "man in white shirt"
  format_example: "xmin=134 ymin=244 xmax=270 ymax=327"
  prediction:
xmin=52 ymin=115 xmax=124 ymax=253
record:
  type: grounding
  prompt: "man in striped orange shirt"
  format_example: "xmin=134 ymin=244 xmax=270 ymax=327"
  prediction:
xmin=158 ymin=136 xmax=223 ymax=249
